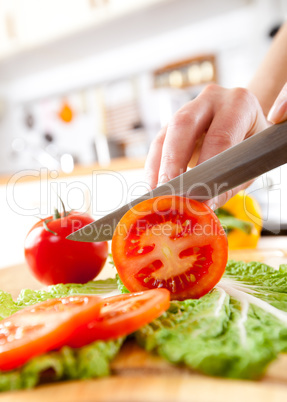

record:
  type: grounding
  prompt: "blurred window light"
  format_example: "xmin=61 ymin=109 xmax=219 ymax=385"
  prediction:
xmin=187 ymin=64 xmax=202 ymax=85
xmin=154 ymin=54 xmax=216 ymax=89
xmin=201 ymin=61 xmax=214 ymax=82
xmin=158 ymin=91 xmax=173 ymax=127
xmin=11 ymin=138 xmax=26 ymax=152
xmin=169 ymin=70 xmax=183 ymax=88
xmin=60 ymin=153 xmax=74 ymax=173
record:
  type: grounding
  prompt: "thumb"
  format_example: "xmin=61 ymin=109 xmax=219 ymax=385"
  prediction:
xmin=267 ymin=82 xmax=287 ymax=124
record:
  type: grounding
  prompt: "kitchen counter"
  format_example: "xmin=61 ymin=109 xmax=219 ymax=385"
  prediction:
xmin=0 ymin=238 xmax=287 ymax=401
xmin=0 ymin=157 xmax=146 ymax=186
xmin=1 ymin=236 xmax=287 ymax=300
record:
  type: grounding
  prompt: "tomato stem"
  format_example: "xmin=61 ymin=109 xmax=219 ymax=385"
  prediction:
xmin=53 ymin=208 xmax=61 ymax=220
xmin=43 ymin=197 xmax=69 ymax=234
xmin=58 ymin=196 xmax=67 ymax=217
xmin=43 ymin=219 xmax=58 ymax=236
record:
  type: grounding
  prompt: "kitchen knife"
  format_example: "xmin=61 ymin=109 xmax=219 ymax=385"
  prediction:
xmin=67 ymin=120 xmax=287 ymax=242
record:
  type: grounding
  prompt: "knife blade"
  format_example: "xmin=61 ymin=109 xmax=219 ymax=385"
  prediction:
xmin=67 ymin=120 xmax=287 ymax=242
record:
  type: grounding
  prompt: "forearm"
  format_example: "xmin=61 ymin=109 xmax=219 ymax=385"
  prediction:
xmin=248 ymin=22 xmax=287 ymax=116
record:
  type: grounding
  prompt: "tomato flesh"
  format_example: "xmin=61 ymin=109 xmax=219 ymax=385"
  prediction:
xmin=134 ymin=244 xmax=214 ymax=293
xmin=112 ymin=196 xmax=228 ymax=300
xmin=0 ymin=296 xmax=102 ymax=371
xmin=68 ymin=289 xmax=170 ymax=347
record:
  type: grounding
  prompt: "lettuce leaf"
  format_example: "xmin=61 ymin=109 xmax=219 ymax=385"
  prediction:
xmin=0 ymin=278 xmax=123 ymax=391
xmin=17 ymin=278 xmax=120 ymax=307
xmin=0 ymin=339 xmax=124 ymax=392
xmin=116 ymin=274 xmax=130 ymax=294
xmin=135 ymin=260 xmax=287 ymax=379
xmin=2 ymin=260 xmax=287 ymax=389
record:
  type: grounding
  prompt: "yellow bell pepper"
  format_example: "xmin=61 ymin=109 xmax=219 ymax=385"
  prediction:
xmin=216 ymin=191 xmax=262 ymax=250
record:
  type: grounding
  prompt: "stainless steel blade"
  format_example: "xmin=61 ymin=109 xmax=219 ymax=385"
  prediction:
xmin=67 ymin=120 xmax=287 ymax=242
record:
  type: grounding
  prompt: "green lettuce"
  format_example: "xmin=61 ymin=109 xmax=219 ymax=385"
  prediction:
xmin=0 ymin=278 xmax=122 ymax=392
xmin=1 ymin=260 xmax=287 ymax=389
xmin=17 ymin=278 xmax=120 ymax=308
xmin=215 ymin=208 xmax=253 ymax=234
xmin=116 ymin=274 xmax=130 ymax=294
xmin=0 ymin=339 xmax=124 ymax=392
xmin=135 ymin=260 xmax=287 ymax=379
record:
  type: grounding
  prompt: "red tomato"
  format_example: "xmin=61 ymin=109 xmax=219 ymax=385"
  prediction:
xmin=112 ymin=196 xmax=228 ymax=300
xmin=0 ymin=296 xmax=102 ymax=371
xmin=24 ymin=212 xmax=108 ymax=285
xmin=68 ymin=289 xmax=170 ymax=347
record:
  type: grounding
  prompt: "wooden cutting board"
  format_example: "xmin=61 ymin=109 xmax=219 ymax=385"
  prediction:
xmin=1 ymin=241 xmax=287 ymax=402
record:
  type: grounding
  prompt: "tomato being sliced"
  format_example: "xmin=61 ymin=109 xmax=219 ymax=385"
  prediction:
xmin=112 ymin=196 xmax=228 ymax=300
xmin=67 ymin=289 xmax=170 ymax=347
xmin=0 ymin=296 xmax=102 ymax=371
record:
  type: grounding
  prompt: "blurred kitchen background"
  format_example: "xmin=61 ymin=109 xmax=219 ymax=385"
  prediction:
xmin=0 ymin=0 xmax=287 ymax=268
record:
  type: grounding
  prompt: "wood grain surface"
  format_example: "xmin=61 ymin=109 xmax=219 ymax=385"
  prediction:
xmin=0 ymin=242 xmax=287 ymax=401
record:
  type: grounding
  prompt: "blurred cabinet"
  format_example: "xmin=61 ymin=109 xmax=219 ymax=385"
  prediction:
xmin=12 ymin=0 xmax=92 ymax=46
xmin=0 ymin=0 xmax=101 ymax=52
xmin=0 ymin=0 xmax=170 ymax=59
xmin=0 ymin=0 xmax=18 ymax=56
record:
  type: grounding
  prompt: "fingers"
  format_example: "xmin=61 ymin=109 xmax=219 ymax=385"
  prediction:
xmin=199 ymin=88 xmax=267 ymax=209
xmin=144 ymin=126 xmax=166 ymax=189
xmin=144 ymin=84 xmax=268 ymax=211
xmin=157 ymin=97 xmax=214 ymax=184
xmin=197 ymin=88 xmax=266 ymax=165
xmin=205 ymin=181 xmax=253 ymax=210
xmin=196 ymin=109 xmax=245 ymax=165
xmin=267 ymin=82 xmax=287 ymax=123
xmin=145 ymin=95 xmax=214 ymax=188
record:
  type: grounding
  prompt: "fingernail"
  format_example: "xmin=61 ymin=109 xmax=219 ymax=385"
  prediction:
xmin=205 ymin=200 xmax=217 ymax=210
xmin=210 ymin=203 xmax=217 ymax=211
xmin=157 ymin=173 xmax=169 ymax=187
xmin=267 ymin=100 xmax=287 ymax=124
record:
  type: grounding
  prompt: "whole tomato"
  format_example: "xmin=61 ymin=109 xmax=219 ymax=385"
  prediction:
xmin=24 ymin=210 xmax=108 ymax=285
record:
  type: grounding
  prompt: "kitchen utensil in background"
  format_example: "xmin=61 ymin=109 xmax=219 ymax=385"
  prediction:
xmin=58 ymin=100 xmax=74 ymax=123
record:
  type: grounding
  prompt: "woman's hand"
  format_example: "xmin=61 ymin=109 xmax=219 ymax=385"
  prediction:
xmin=268 ymin=82 xmax=287 ymax=124
xmin=145 ymin=84 xmax=268 ymax=208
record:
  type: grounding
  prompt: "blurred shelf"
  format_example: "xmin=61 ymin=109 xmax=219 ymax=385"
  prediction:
xmin=0 ymin=0 xmax=250 ymax=93
xmin=0 ymin=0 xmax=173 ymax=63
xmin=0 ymin=156 xmax=145 ymax=186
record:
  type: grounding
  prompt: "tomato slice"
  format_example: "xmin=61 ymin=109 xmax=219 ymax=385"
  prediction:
xmin=67 ymin=289 xmax=170 ymax=347
xmin=112 ymin=196 xmax=228 ymax=300
xmin=0 ymin=296 xmax=102 ymax=371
